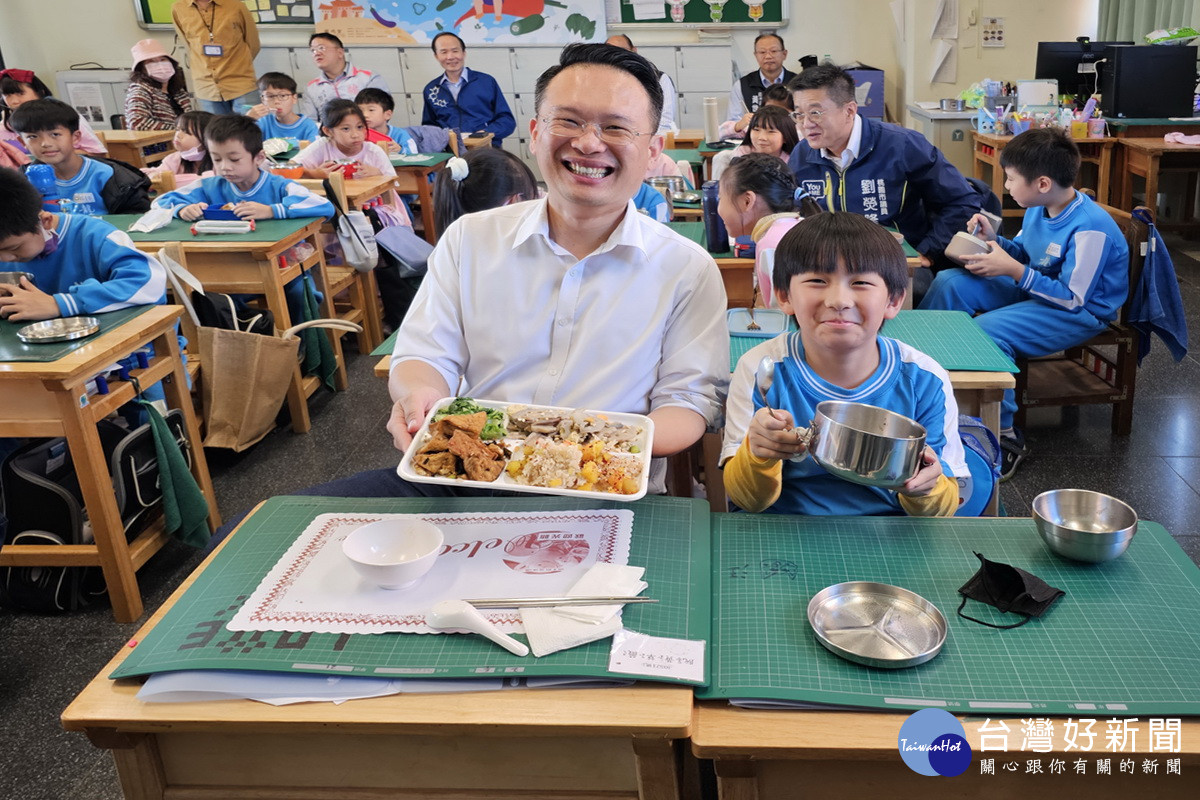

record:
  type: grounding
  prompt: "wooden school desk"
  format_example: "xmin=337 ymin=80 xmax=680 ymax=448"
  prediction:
xmin=673 ymin=129 xmax=705 ymax=149
xmin=61 ymin=501 xmax=694 ymax=800
xmin=391 ymin=152 xmax=452 ymax=243
xmin=0 ymin=306 xmax=219 ymax=622
xmin=104 ymin=215 xmax=349 ymax=434
xmin=1115 ymin=138 xmax=1200 ymax=232
xmin=973 ymin=131 xmax=1118 ymax=214
xmin=692 ymin=703 xmax=1200 ymax=800
xmin=100 ymin=129 xmax=176 ymax=169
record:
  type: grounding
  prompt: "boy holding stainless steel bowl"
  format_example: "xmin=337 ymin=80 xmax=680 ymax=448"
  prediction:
xmin=722 ymin=212 xmax=968 ymax=516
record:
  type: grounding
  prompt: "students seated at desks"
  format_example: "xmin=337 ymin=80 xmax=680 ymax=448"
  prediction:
xmin=711 ymin=104 xmax=799 ymax=182
xmin=788 ymin=64 xmax=977 ymax=271
xmin=248 ymin=73 xmax=320 ymax=143
xmin=722 ymin=212 xmax=967 ymax=517
xmin=919 ymin=128 xmax=1130 ymax=479
xmin=151 ymin=114 xmax=334 ymax=323
xmin=142 ymin=111 xmax=214 ymax=189
xmin=10 ymin=99 xmax=151 ymax=216
xmin=354 ymin=88 xmax=418 ymax=155
xmin=296 ymin=100 xmax=391 ymax=180
xmin=0 ymin=167 xmax=166 ymax=320
xmin=1 ymin=68 xmax=106 ymax=155
xmin=716 ymin=153 xmax=804 ymax=307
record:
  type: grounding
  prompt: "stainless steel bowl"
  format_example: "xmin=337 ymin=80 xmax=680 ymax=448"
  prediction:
xmin=1033 ymin=489 xmax=1138 ymax=563
xmin=940 ymin=98 xmax=965 ymax=111
xmin=807 ymin=401 xmax=927 ymax=489
xmin=0 ymin=271 xmax=35 ymax=287
xmin=646 ymin=175 xmax=687 ymax=194
xmin=808 ymin=581 xmax=947 ymax=669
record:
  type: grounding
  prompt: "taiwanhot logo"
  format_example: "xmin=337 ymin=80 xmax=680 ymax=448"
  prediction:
xmin=898 ymin=708 xmax=972 ymax=777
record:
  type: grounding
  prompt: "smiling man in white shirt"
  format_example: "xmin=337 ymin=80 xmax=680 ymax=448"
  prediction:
xmin=256 ymin=43 xmax=728 ymax=503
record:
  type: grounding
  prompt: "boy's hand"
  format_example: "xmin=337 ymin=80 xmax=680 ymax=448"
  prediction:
xmin=245 ymin=103 xmax=271 ymax=120
xmin=967 ymin=212 xmax=997 ymax=241
xmin=961 ymin=242 xmax=1024 ymax=280
xmin=897 ymin=446 xmax=943 ymax=497
xmin=747 ymin=406 xmax=806 ymax=461
xmin=231 ymin=201 xmax=273 ymax=220
xmin=179 ymin=202 xmax=208 ymax=221
xmin=0 ymin=277 xmax=60 ymax=321
xmin=380 ymin=140 xmax=402 ymax=154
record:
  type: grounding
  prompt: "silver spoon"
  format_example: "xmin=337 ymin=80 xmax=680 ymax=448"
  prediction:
xmin=754 ymin=356 xmax=776 ymax=408
xmin=426 ymin=599 xmax=530 ymax=657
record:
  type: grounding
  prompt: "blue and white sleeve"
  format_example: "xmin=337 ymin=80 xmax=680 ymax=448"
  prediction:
xmin=275 ymin=180 xmax=335 ymax=219
xmin=56 ymin=228 xmax=166 ymax=316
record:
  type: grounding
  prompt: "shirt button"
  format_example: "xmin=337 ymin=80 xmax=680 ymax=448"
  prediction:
xmin=548 ymin=368 xmax=559 ymax=376
xmin=558 ymin=318 xmax=568 ymax=326
xmin=570 ymin=269 xmax=580 ymax=277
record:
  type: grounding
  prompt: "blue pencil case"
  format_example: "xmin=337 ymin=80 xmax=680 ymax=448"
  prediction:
xmin=202 ymin=207 xmax=240 ymax=221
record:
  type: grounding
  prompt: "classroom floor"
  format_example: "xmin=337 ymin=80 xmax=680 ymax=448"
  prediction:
xmin=4 ymin=243 xmax=1200 ymax=800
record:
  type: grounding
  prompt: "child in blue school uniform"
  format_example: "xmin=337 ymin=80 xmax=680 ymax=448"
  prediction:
xmin=153 ymin=114 xmax=335 ymax=324
xmin=919 ymin=127 xmax=1129 ymax=479
xmin=722 ymin=212 xmax=968 ymax=517
xmin=9 ymin=98 xmax=151 ymax=215
xmin=354 ymin=88 xmax=418 ymax=155
xmin=250 ymin=73 xmax=320 ymax=143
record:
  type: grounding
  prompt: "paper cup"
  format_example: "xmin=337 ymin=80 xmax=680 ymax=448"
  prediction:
xmin=1070 ymin=121 xmax=1089 ymax=139
xmin=1088 ymin=118 xmax=1107 ymax=138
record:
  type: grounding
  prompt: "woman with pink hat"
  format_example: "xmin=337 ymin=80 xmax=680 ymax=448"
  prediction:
xmin=125 ymin=39 xmax=193 ymax=131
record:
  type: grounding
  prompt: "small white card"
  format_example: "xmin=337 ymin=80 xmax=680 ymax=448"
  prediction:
xmin=608 ymin=629 xmax=706 ymax=684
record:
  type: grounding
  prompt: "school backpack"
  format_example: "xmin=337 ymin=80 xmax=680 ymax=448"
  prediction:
xmin=0 ymin=410 xmax=191 ymax=613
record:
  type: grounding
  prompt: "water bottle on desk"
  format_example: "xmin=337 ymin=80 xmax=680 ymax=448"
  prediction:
xmin=701 ymin=180 xmax=729 ymax=254
xmin=26 ymin=163 xmax=59 ymax=210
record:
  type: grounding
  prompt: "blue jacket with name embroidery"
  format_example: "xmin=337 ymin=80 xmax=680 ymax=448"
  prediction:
xmin=788 ymin=115 xmax=978 ymax=257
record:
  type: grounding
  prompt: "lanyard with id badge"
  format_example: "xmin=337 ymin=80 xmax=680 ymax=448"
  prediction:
xmin=199 ymin=4 xmax=223 ymax=57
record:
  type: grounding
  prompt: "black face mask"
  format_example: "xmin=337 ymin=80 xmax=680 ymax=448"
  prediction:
xmin=957 ymin=552 xmax=1065 ymax=629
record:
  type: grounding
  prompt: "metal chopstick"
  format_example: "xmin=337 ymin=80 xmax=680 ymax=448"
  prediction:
xmin=464 ymin=596 xmax=658 ymax=608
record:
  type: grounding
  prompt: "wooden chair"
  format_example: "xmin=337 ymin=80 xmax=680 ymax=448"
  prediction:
xmin=1012 ymin=202 xmax=1151 ymax=435
xmin=148 ymin=170 xmax=176 ymax=195
xmin=298 ymin=170 xmax=384 ymax=353
xmin=664 ymin=131 xmax=676 ymax=149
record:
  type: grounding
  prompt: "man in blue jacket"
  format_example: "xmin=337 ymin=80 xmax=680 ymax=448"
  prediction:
xmin=422 ymin=32 xmax=516 ymax=146
xmin=788 ymin=64 xmax=978 ymax=270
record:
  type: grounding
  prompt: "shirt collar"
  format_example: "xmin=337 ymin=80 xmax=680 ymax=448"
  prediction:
xmin=441 ymin=67 xmax=471 ymax=86
xmin=758 ymin=70 xmax=786 ymax=87
xmin=513 ymin=197 xmax=649 ymax=258
xmin=318 ymin=63 xmax=357 ymax=85
xmin=821 ymin=113 xmax=863 ymax=166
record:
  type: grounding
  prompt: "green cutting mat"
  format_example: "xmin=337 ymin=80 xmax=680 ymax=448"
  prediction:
xmin=663 ymin=148 xmax=702 ymax=167
xmin=112 ymin=495 xmax=711 ymax=684
xmin=698 ymin=514 xmax=1200 ymax=716
xmin=668 ymin=221 xmax=733 ymax=258
xmin=102 ymin=215 xmax=315 ymax=243
xmin=372 ymin=329 xmax=397 ymax=357
xmin=882 ymin=310 xmax=1017 ymax=372
xmin=0 ymin=305 xmax=151 ymax=362
xmin=390 ymin=152 xmax=453 ymax=168
xmin=729 ymin=310 xmax=1017 ymax=374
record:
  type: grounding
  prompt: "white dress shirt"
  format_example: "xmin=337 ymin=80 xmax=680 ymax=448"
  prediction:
xmin=392 ymin=197 xmax=729 ymax=428
xmin=821 ymin=113 xmax=864 ymax=171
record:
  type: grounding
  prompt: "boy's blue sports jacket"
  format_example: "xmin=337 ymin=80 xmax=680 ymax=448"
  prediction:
xmin=788 ymin=114 xmax=979 ymax=258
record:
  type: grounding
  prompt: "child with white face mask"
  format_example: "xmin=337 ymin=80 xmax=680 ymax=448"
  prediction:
xmin=142 ymin=111 xmax=215 ymax=188
xmin=125 ymin=39 xmax=194 ymax=132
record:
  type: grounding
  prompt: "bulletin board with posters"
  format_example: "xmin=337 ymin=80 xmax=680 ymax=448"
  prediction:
xmin=134 ymin=0 xmax=316 ymax=28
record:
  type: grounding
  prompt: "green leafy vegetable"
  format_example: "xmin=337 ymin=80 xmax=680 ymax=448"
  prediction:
xmin=433 ymin=397 xmax=507 ymax=440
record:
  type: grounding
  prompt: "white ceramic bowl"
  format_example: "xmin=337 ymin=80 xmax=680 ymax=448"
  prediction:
xmin=945 ymin=230 xmax=991 ymax=265
xmin=342 ymin=518 xmax=444 ymax=589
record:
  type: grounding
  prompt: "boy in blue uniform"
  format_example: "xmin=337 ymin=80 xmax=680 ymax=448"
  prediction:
xmin=723 ymin=212 xmax=967 ymax=516
xmin=919 ymin=127 xmax=1129 ymax=478
xmin=355 ymin=88 xmax=418 ymax=155
xmin=250 ymin=73 xmax=320 ymax=143
xmin=9 ymin=99 xmax=150 ymax=216
xmin=153 ymin=114 xmax=335 ymax=323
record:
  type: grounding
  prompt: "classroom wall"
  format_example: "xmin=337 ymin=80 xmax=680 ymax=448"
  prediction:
xmin=0 ymin=0 xmax=1097 ymax=122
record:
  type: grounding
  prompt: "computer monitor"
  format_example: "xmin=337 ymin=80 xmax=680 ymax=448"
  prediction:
xmin=1035 ymin=39 xmax=1135 ymax=99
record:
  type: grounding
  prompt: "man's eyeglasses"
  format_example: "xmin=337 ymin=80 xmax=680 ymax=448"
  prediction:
xmin=538 ymin=117 xmax=653 ymax=146
xmin=755 ymin=49 xmax=784 ymax=57
xmin=791 ymin=109 xmax=832 ymax=123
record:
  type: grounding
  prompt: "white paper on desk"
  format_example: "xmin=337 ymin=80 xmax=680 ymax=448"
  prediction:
xmin=931 ymin=0 xmax=958 ymax=40
xmin=930 ymin=39 xmax=958 ymax=84
xmin=227 ymin=510 xmax=633 ymax=635
xmin=137 ymin=670 xmax=404 ymax=704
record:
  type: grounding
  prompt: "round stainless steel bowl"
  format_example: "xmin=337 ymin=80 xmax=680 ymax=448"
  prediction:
xmin=1033 ymin=489 xmax=1138 ymax=563
xmin=940 ymin=98 xmax=965 ymax=111
xmin=0 ymin=271 xmax=35 ymax=287
xmin=808 ymin=401 xmax=927 ymax=489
